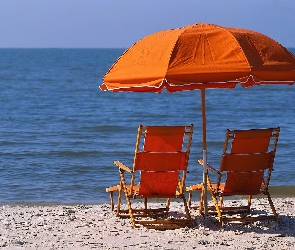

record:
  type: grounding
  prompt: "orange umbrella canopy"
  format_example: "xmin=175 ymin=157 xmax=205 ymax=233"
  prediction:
xmin=101 ymin=23 xmax=295 ymax=92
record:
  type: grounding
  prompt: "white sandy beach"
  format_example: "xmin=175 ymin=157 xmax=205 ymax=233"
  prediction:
xmin=0 ymin=198 xmax=294 ymax=249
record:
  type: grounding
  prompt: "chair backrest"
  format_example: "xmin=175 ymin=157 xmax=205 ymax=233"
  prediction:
xmin=220 ymin=127 xmax=280 ymax=195
xmin=132 ymin=125 xmax=193 ymax=198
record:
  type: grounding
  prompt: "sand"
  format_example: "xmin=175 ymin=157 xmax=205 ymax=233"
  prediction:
xmin=0 ymin=198 xmax=294 ymax=249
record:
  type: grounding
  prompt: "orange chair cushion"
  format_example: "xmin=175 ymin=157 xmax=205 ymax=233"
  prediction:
xmin=138 ymin=171 xmax=179 ymax=197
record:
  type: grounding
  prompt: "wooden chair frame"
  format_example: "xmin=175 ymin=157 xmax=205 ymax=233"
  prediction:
xmin=187 ymin=127 xmax=280 ymax=225
xmin=110 ymin=124 xmax=194 ymax=229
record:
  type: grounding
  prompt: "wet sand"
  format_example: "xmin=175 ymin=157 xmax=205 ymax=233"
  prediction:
xmin=0 ymin=198 xmax=294 ymax=249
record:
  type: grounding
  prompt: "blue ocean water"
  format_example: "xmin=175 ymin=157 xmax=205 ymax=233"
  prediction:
xmin=0 ymin=48 xmax=294 ymax=205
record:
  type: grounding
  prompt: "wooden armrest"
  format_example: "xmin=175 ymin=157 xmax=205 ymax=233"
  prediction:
xmin=106 ymin=185 xmax=120 ymax=192
xmin=114 ymin=160 xmax=133 ymax=173
xmin=197 ymin=159 xmax=221 ymax=175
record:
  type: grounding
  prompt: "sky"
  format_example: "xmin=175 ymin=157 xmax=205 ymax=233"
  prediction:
xmin=0 ymin=0 xmax=294 ymax=49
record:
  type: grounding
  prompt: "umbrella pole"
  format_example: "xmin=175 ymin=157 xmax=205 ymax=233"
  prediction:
xmin=201 ymin=85 xmax=208 ymax=216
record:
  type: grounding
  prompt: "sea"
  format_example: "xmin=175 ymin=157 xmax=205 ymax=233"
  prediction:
xmin=0 ymin=48 xmax=294 ymax=205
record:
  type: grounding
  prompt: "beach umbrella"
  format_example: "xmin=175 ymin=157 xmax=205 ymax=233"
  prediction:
xmin=100 ymin=23 xmax=295 ymax=214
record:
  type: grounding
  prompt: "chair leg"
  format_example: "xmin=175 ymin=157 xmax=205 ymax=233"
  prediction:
xmin=220 ymin=196 xmax=224 ymax=208
xmin=109 ymin=191 xmax=114 ymax=211
xmin=212 ymin=194 xmax=224 ymax=225
xmin=144 ymin=198 xmax=148 ymax=210
xmin=166 ymin=198 xmax=171 ymax=214
xmin=182 ymin=195 xmax=193 ymax=227
xmin=247 ymin=195 xmax=252 ymax=213
xmin=116 ymin=186 xmax=122 ymax=217
xmin=119 ymin=170 xmax=136 ymax=228
xmin=187 ymin=191 xmax=192 ymax=208
xmin=124 ymin=194 xmax=136 ymax=228
xmin=267 ymin=192 xmax=278 ymax=220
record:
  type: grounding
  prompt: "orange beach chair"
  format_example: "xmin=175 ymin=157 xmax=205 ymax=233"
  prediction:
xmin=109 ymin=124 xmax=194 ymax=229
xmin=186 ymin=127 xmax=280 ymax=225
